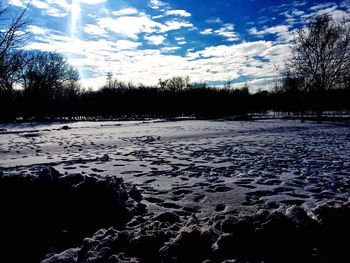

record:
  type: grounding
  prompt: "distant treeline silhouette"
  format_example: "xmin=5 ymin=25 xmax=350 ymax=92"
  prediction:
xmin=1 ymin=68 xmax=349 ymax=121
xmin=1 ymin=6 xmax=350 ymax=121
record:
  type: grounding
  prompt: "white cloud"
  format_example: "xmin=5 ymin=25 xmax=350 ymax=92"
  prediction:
xmin=281 ymin=2 xmax=348 ymax=27
xmin=244 ymin=77 xmax=275 ymax=91
xmin=97 ymin=16 xmax=162 ymax=39
xmin=84 ymin=24 xmax=107 ymax=36
xmin=309 ymin=2 xmax=336 ymax=11
xmin=31 ymin=0 xmax=50 ymax=10
xmin=165 ymin=10 xmax=191 ymax=17
xmin=152 ymin=15 xmax=164 ymax=19
xmin=175 ymin=36 xmax=187 ymax=45
xmin=149 ymin=0 xmax=166 ymax=10
xmin=161 ymin=46 xmax=181 ymax=52
xmin=175 ymin=36 xmax=184 ymax=41
xmin=112 ymin=8 xmax=139 ymax=16
xmin=8 ymin=0 xmax=28 ymax=8
xmin=28 ymin=25 xmax=48 ymax=35
xmin=292 ymin=10 xmax=305 ymax=16
xmin=79 ymin=0 xmax=106 ymax=3
xmin=96 ymin=14 xmax=193 ymax=40
xmin=341 ymin=0 xmax=350 ymax=10
xmin=200 ymin=25 xmax=239 ymax=41
xmin=160 ymin=20 xmax=194 ymax=32
xmin=46 ymin=7 xmax=68 ymax=17
xmin=29 ymin=0 xmax=69 ymax=17
xmin=249 ymin=25 xmax=292 ymax=42
xmin=200 ymin=28 xmax=213 ymax=35
xmin=187 ymin=41 xmax=272 ymax=59
xmin=115 ymin=40 xmax=142 ymax=50
xmin=214 ymin=24 xmax=239 ymax=41
xmin=293 ymin=1 xmax=307 ymax=7
xmin=184 ymin=41 xmax=290 ymax=87
xmin=19 ymin=0 xmax=106 ymax=17
xmin=297 ymin=2 xmax=350 ymax=22
xmin=311 ymin=6 xmax=350 ymax=21
xmin=145 ymin=35 xmax=166 ymax=45
xmin=27 ymin=31 xmax=140 ymax=52
xmin=249 ymin=25 xmax=289 ymax=35
xmin=80 ymin=76 xmax=107 ymax=89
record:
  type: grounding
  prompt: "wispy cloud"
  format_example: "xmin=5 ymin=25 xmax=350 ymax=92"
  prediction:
xmin=9 ymin=0 xmax=107 ymax=16
xmin=175 ymin=36 xmax=187 ymax=45
xmin=8 ymin=0 xmax=28 ymax=8
xmin=112 ymin=8 xmax=139 ymax=16
xmin=160 ymin=20 xmax=194 ymax=32
xmin=200 ymin=28 xmax=214 ymax=35
xmin=93 ymin=13 xmax=193 ymax=40
xmin=149 ymin=0 xmax=166 ymax=10
xmin=309 ymin=2 xmax=337 ymax=11
xmin=200 ymin=24 xmax=239 ymax=42
xmin=83 ymin=24 xmax=108 ymax=37
xmin=206 ymin=17 xmax=223 ymax=24
xmin=165 ymin=10 xmax=191 ymax=17
xmin=96 ymin=15 xmax=162 ymax=40
xmin=341 ymin=0 xmax=350 ymax=10
xmin=28 ymin=25 xmax=49 ymax=35
xmin=307 ymin=4 xmax=350 ymax=21
xmin=214 ymin=23 xmax=239 ymax=41
xmin=79 ymin=0 xmax=106 ymax=3
xmin=249 ymin=25 xmax=292 ymax=42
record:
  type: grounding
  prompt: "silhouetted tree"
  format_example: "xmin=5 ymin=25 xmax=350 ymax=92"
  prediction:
xmin=239 ymin=83 xmax=250 ymax=96
xmin=0 ymin=5 xmax=28 ymax=63
xmin=279 ymin=69 xmax=306 ymax=120
xmin=0 ymin=3 xmax=28 ymax=119
xmin=158 ymin=76 xmax=190 ymax=92
xmin=0 ymin=50 xmax=23 ymax=93
xmin=20 ymin=50 xmax=80 ymax=117
xmin=287 ymin=14 xmax=350 ymax=123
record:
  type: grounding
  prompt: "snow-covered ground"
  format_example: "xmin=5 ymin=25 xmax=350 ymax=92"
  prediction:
xmin=1 ymin=119 xmax=350 ymax=216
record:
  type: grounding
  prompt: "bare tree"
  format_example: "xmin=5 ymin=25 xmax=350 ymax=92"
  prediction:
xmin=0 ymin=4 xmax=29 ymax=58
xmin=0 ymin=50 xmax=23 ymax=93
xmin=287 ymin=14 xmax=350 ymax=123
xmin=158 ymin=76 xmax=190 ymax=92
xmin=21 ymin=50 xmax=80 ymax=115
xmin=0 ymin=3 xmax=29 ymax=93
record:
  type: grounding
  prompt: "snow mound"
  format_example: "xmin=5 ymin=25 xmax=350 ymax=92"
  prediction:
xmin=43 ymin=202 xmax=350 ymax=262
xmin=0 ymin=168 xmax=139 ymax=262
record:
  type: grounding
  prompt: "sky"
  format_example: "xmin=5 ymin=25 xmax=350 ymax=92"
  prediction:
xmin=4 ymin=0 xmax=350 ymax=90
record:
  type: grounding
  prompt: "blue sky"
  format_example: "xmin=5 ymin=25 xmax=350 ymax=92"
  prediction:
xmin=5 ymin=0 xmax=350 ymax=89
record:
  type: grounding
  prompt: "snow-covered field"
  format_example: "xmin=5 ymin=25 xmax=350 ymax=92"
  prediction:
xmin=1 ymin=119 xmax=349 ymax=216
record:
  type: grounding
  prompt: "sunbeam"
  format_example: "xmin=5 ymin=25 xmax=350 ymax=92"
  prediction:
xmin=70 ymin=0 xmax=81 ymax=38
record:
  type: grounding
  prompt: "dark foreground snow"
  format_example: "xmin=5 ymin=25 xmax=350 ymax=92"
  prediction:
xmin=0 ymin=119 xmax=349 ymax=262
xmin=0 ymin=168 xmax=350 ymax=263
xmin=0 ymin=168 xmax=142 ymax=262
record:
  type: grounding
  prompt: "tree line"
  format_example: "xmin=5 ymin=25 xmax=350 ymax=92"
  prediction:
xmin=0 ymin=4 xmax=349 ymax=122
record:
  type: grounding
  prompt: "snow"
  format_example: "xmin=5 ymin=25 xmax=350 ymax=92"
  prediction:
xmin=1 ymin=118 xmax=350 ymax=262
xmin=1 ymin=119 xmax=350 ymax=215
